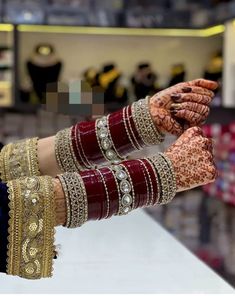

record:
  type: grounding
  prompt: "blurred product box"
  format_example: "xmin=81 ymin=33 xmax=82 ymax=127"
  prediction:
xmin=0 ymin=81 xmax=12 ymax=107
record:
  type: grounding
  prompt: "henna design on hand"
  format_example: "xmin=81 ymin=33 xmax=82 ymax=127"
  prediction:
xmin=171 ymin=102 xmax=210 ymax=126
xmin=149 ymin=79 xmax=218 ymax=136
xmin=172 ymin=93 xmax=213 ymax=105
xmin=165 ymin=127 xmax=218 ymax=192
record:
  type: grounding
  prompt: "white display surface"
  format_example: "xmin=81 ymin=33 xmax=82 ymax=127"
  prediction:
xmin=1 ymin=210 xmax=234 ymax=294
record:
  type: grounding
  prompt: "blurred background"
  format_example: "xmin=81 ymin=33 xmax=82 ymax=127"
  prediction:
xmin=1 ymin=0 xmax=235 ymax=288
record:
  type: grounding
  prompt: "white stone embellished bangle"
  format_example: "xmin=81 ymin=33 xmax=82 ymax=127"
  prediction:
xmin=111 ymin=163 xmax=134 ymax=215
xmin=95 ymin=116 xmax=125 ymax=163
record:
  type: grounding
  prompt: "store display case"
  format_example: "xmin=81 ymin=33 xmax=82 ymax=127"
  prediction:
xmin=0 ymin=24 xmax=14 ymax=107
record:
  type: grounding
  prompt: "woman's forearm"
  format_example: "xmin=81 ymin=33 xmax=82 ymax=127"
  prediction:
xmin=0 ymin=79 xmax=217 ymax=182
xmin=0 ymin=153 xmax=175 ymax=278
xmin=0 ymin=99 xmax=164 ymax=180
xmin=37 ymin=136 xmax=60 ymax=176
xmin=0 ymin=127 xmax=217 ymax=280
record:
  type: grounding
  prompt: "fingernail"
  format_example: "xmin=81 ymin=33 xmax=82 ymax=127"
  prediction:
xmin=182 ymin=87 xmax=192 ymax=93
xmin=171 ymin=93 xmax=181 ymax=100
xmin=171 ymin=103 xmax=181 ymax=109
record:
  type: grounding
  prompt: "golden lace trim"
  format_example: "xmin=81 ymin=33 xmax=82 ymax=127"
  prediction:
xmin=7 ymin=176 xmax=56 ymax=279
xmin=0 ymin=138 xmax=40 ymax=182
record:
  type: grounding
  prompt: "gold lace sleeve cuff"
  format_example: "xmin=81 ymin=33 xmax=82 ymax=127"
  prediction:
xmin=6 ymin=176 xmax=56 ymax=279
xmin=0 ymin=138 xmax=40 ymax=182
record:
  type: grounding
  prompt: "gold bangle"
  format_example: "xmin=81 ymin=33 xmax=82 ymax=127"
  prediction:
xmin=131 ymin=97 xmax=164 ymax=146
xmin=0 ymin=138 xmax=40 ymax=182
xmin=122 ymin=107 xmax=141 ymax=151
xmin=144 ymin=158 xmax=161 ymax=205
xmin=57 ymin=175 xmax=71 ymax=228
xmin=137 ymin=159 xmax=151 ymax=206
xmin=158 ymin=152 xmax=177 ymax=200
xmin=58 ymin=172 xmax=88 ymax=228
xmin=7 ymin=176 xmax=56 ymax=279
xmin=148 ymin=154 xmax=176 ymax=204
xmin=55 ymin=128 xmax=83 ymax=173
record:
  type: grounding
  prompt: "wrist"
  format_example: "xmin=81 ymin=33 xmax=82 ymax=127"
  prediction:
xmin=53 ymin=178 xmax=66 ymax=226
xmin=38 ymin=136 xmax=61 ymax=176
xmin=164 ymin=152 xmax=184 ymax=192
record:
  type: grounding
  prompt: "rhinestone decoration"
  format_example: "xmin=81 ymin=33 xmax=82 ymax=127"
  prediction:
xmin=116 ymin=170 xmax=127 ymax=180
xmin=95 ymin=115 xmax=124 ymax=163
xmin=112 ymin=164 xmax=122 ymax=171
xmin=111 ymin=164 xmax=135 ymax=216
xmin=105 ymin=149 xmax=116 ymax=160
xmin=101 ymin=138 xmax=111 ymax=150
xmin=120 ymin=180 xmax=131 ymax=193
xmin=97 ymin=117 xmax=107 ymax=128
xmin=123 ymin=207 xmax=131 ymax=214
xmin=122 ymin=194 xmax=132 ymax=206
xmin=98 ymin=128 xmax=108 ymax=139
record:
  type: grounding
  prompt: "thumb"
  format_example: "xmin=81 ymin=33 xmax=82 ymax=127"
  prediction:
xmin=187 ymin=79 xmax=218 ymax=90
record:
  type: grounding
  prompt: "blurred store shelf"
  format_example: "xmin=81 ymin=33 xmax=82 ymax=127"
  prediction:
xmin=1 ymin=0 xmax=235 ymax=29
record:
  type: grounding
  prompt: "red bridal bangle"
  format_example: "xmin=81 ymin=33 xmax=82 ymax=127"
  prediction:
xmin=70 ymin=106 xmax=144 ymax=168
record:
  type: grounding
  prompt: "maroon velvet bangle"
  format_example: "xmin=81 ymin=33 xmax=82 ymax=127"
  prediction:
xmin=98 ymin=167 xmax=119 ymax=218
xmin=137 ymin=159 xmax=152 ymax=207
xmin=70 ymin=105 xmax=147 ymax=168
xmin=79 ymin=157 xmax=160 ymax=223
xmin=71 ymin=125 xmax=86 ymax=168
xmin=78 ymin=121 xmax=104 ymax=165
xmin=124 ymin=106 xmax=140 ymax=150
xmin=74 ymin=123 xmax=93 ymax=168
xmin=122 ymin=159 xmax=148 ymax=209
xmin=108 ymin=108 xmax=134 ymax=157
xmin=142 ymin=158 xmax=159 ymax=205
xmin=80 ymin=169 xmax=104 ymax=220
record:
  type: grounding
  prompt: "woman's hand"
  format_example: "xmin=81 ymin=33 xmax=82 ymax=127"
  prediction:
xmin=149 ymin=79 xmax=218 ymax=136
xmin=165 ymin=126 xmax=217 ymax=192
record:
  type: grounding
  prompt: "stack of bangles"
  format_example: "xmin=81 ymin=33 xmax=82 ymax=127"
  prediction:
xmin=0 ymin=98 xmax=178 ymax=280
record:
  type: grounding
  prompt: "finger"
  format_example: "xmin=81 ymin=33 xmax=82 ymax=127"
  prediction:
xmin=188 ymin=86 xmax=214 ymax=97
xmin=187 ymin=79 xmax=218 ymax=90
xmin=171 ymin=102 xmax=210 ymax=116
xmin=166 ymin=115 xmax=184 ymax=136
xmin=204 ymin=138 xmax=213 ymax=153
xmin=201 ymin=139 xmax=213 ymax=154
xmin=204 ymin=150 xmax=213 ymax=162
xmin=172 ymin=109 xmax=207 ymax=125
xmin=206 ymin=164 xmax=218 ymax=181
xmin=179 ymin=126 xmax=203 ymax=139
xmin=171 ymin=93 xmax=212 ymax=105
xmin=150 ymin=108 xmax=183 ymax=136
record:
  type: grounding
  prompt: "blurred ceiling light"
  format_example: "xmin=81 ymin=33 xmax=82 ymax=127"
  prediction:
xmin=18 ymin=24 xmax=225 ymax=37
